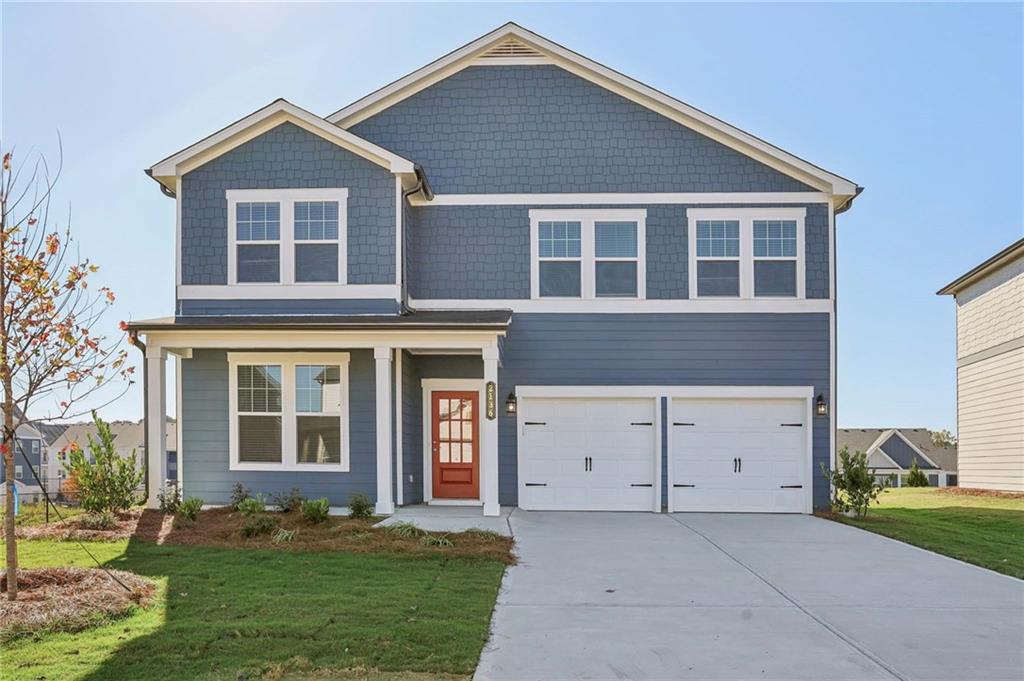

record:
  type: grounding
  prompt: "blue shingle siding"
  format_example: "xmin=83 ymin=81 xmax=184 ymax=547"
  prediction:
xmin=180 ymin=348 xmax=378 ymax=506
xmin=880 ymin=433 xmax=937 ymax=470
xmin=177 ymin=298 xmax=400 ymax=316
xmin=180 ymin=122 xmax=396 ymax=287
xmin=351 ymin=65 xmax=815 ymax=195
xmin=408 ymin=203 xmax=827 ymax=300
xmin=494 ymin=313 xmax=832 ymax=509
xmin=1 ymin=438 xmax=42 ymax=484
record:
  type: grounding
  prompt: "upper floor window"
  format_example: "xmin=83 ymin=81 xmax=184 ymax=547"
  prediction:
xmin=530 ymin=209 xmax=646 ymax=300
xmin=687 ymin=208 xmax=805 ymax=300
xmin=227 ymin=189 xmax=348 ymax=286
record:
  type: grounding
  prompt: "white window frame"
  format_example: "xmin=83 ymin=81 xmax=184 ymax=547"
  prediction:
xmin=14 ymin=465 xmax=23 ymax=480
xmin=687 ymin=207 xmax=806 ymax=300
xmin=227 ymin=188 xmax=349 ymax=287
xmin=228 ymin=352 xmax=351 ymax=472
xmin=529 ymin=209 xmax=647 ymax=300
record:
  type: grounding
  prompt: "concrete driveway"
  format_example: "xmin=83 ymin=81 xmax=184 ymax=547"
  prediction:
xmin=475 ymin=512 xmax=1023 ymax=681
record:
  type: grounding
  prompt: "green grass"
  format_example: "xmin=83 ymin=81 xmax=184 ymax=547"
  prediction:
xmin=1 ymin=501 xmax=85 ymax=527
xmin=1 ymin=539 xmax=505 ymax=681
xmin=832 ymin=488 xmax=1024 ymax=579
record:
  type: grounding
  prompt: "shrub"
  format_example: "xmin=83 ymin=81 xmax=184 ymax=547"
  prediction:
xmin=421 ymin=534 xmax=454 ymax=548
xmin=301 ymin=497 xmax=330 ymax=524
xmin=906 ymin=459 xmax=929 ymax=487
xmin=235 ymin=495 xmax=265 ymax=517
xmin=241 ymin=515 xmax=277 ymax=538
xmin=386 ymin=521 xmax=422 ymax=538
xmin=272 ymin=487 xmax=305 ymax=513
xmin=229 ymin=482 xmax=251 ymax=510
xmin=80 ymin=511 xmax=117 ymax=530
xmin=347 ymin=492 xmax=373 ymax=519
xmin=272 ymin=527 xmax=297 ymax=544
xmin=157 ymin=483 xmax=181 ymax=514
xmin=465 ymin=528 xmax=504 ymax=542
xmin=61 ymin=411 xmax=144 ymax=514
xmin=177 ymin=497 xmax=203 ymax=523
xmin=820 ymin=447 xmax=891 ymax=518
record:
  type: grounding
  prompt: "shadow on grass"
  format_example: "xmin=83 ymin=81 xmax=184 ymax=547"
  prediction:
xmin=78 ymin=517 xmax=505 ymax=681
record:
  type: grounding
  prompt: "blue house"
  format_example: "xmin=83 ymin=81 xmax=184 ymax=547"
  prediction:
xmin=130 ymin=23 xmax=861 ymax=516
xmin=0 ymin=421 xmax=46 ymax=499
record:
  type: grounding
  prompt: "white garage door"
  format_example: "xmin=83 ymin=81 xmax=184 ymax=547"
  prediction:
xmin=519 ymin=397 xmax=657 ymax=511
xmin=670 ymin=398 xmax=809 ymax=513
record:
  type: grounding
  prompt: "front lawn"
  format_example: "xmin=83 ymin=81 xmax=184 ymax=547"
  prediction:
xmin=1 ymin=501 xmax=85 ymax=527
xmin=829 ymin=487 xmax=1024 ymax=579
xmin=0 ymin=538 xmax=505 ymax=681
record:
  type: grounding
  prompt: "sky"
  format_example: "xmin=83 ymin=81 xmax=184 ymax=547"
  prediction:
xmin=1 ymin=2 xmax=1021 ymax=430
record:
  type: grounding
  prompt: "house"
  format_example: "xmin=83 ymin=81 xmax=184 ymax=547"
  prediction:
xmin=128 ymin=23 xmax=861 ymax=517
xmin=938 ymin=238 xmax=1023 ymax=492
xmin=837 ymin=428 xmax=958 ymax=487
xmin=48 ymin=419 xmax=178 ymax=486
xmin=0 ymin=421 xmax=47 ymax=502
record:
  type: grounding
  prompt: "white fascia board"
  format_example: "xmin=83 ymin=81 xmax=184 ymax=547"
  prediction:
xmin=408 ymin=192 xmax=829 ymax=207
xmin=409 ymin=297 xmax=832 ymax=313
xmin=148 ymin=100 xmax=415 ymax=190
xmin=328 ymin=23 xmax=858 ymax=197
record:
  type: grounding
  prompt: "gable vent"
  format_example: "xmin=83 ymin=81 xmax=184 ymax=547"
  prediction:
xmin=479 ymin=37 xmax=545 ymax=59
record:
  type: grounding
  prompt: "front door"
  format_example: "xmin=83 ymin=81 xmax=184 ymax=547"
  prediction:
xmin=431 ymin=391 xmax=480 ymax=499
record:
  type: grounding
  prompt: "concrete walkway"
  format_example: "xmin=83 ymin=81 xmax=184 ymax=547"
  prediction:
xmin=375 ymin=504 xmax=513 ymax=536
xmin=475 ymin=511 xmax=1023 ymax=681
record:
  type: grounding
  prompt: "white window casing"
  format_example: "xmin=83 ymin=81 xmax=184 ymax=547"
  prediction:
xmin=530 ymin=208 xmax=647 ymax=300
xmin=687 ymin=207 xmax=806 ymax=300
xmin=228 ymin=352 xmax=351 ymax=472
xmin=227 ymin=188 xmax=349 ymax=287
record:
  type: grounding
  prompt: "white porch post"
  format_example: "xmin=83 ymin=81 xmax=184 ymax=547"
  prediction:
xmin=374 ymin=347 xmax=394 ymax=515
xmin=145 ymin=347 xmax=168 ymax=509
xmin=482 ymin=346 xmax=500 ymax=517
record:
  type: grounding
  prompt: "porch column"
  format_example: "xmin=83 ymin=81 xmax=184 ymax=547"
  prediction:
xmin=482 ymin=346 xmax=500 ymax=517
xmin=374 ymin=347 xmax=394 ymax=515
xmin=145 ymin=347 xmax=167 ymax=509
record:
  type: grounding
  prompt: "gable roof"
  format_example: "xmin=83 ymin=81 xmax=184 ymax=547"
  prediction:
xmin=879 ymin=432 xmax=937 ymax=470
xmin=837 ymin=428 xmax=957 ymax=471
xmin=50 ymin=419 xmax=177 ymax=453
xmin=937 ymin=237 xmax=1024 ymax=296
xmin=146 ymin=99 xmax=418 ymax=196
xmin=328 ymin=22 xmax=861 ymax=207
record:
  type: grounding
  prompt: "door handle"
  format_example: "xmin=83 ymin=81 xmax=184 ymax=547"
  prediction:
xmin=733 ymin=458 xmax=738 ymax=473
xmin=630 ymin=483 xmax=653 ymax=487
xmin=738 ymin=457 xmax=742 ymax=473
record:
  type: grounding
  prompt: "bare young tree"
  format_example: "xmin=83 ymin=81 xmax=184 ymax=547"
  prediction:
xmin=1 ymin=144 xmax=132 ymax=600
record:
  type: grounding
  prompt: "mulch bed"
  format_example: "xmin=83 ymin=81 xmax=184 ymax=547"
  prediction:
xmin=0 ymin=567 xmax=155 ymax=640
xmin=15 ymin=508 xmax=142 ymax=541
xmin=934 ymin=487 xmax=1024 ymax=500
xmin=133 ymin=507 xmax=515 ymax=564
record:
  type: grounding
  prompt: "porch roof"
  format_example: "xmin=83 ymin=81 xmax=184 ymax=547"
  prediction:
xmin=127 ymin=309 xmax=512 ymax=332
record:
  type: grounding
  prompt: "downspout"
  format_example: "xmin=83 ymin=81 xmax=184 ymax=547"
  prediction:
xmin=399 ymin=166 xmax=431 ymax=315
xmin=128 ymin=330 xmax=149 ymax=502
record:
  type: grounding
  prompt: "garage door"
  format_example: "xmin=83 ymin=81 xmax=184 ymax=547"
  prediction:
xmin=519 ymin=398 xmax=657 ymax=511
xmin=670 ymin=398 xmax=808 ymax=513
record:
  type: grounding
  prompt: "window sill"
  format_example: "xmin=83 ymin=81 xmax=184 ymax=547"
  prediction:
xmin=230 ymin=462 xmax=351 ymax=473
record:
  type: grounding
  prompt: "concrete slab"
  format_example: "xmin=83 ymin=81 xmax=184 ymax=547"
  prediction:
xmin=476 ymin=511 xmax=1024 ymax=681
xmin=375 ymin=504 xmax=513 ymax=536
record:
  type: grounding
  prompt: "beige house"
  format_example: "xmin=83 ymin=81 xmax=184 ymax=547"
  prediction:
xmin=938 ymin=237 xmax=1024 ymax=492
xmin=48 ymin=419 xmax=178 ymax=487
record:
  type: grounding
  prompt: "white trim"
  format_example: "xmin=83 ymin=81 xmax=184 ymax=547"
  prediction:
xmin=227 ymin=352 xmax=351 ymax=473
xmin=375 ymin=347 xmax=394 ymax=514
xmin=327 ymin=24 xmax=858 ymax=197
xmin=408 ymin=192 xmax=829 ymax=207
xmin=175 ymin=177 xmax=182 ymax=288
xmin=885 ymin=429 xmax=941 ymax=469
xmin=145 ymin=350 xmax=168 ymax=509
xmin=177 ymin=284 xmax=399 ymax=301
xmin=517 ymin=385 xmax=814 ymax=400
xmin=420 ymin=378 xmax=487 ymax=506
xmin=409 ymin=297 xmax=832 ymax=314
xmin=148 ymin=99 xmax=415 ymax=191
xmin=529 ymin=208 xmax=647 ymax=301
xmin=687 ymin=207 xmax=807 ymax=301
xmin=176 ymin=356 xmax=184 ymax=491
xmin=829 ymin=200 xmax=836 ymax=476
xmin=394 ymin=349 xmax=403 ymax=507
xmin=226 ymin=188 xmax=349 ymax=287
xmin=143 ymin=330 xmax=504 ymax=353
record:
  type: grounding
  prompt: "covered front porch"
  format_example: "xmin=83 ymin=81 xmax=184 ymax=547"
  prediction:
xmin=129 ymin=310 xmax=511 ymax=518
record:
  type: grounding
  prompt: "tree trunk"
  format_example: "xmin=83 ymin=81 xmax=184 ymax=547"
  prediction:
xmin=3 ymin=395 xmax=16 ymax=600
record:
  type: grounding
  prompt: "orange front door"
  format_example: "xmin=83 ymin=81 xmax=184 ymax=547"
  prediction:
xmin=431 ymin=391 xmax=480 ymax=499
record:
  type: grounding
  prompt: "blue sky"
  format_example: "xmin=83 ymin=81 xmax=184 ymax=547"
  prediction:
xmin=2 ymin=3 xmax=1021 ymax=429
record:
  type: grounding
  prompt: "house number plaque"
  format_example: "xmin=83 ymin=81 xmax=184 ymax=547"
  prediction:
xmin=485 ymin=381 xmax=496 ymax=420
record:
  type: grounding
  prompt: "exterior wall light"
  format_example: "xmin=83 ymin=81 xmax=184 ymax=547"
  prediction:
xmin=505 ymin=392 xmax=517 ymax=415
xmin=815 ymin=393 xmax=828 ymax=417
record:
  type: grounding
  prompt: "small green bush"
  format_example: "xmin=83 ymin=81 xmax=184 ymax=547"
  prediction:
xmin=177 ymin=497 xmax=203 ymax=523
xmin=347 ymin=492 xmax=373 ymax=519
xmin=272 ymin=527 xmax=297 ymax=544
xmin=235 ymin=495 xmax=265 ymax=517
xmin=229 ymin=482 xmax=251 ymax=510
xmin=301 ymin=497 xmax=330 ymax=524
xmin=157 ymin=483 xmax=181 ymax=514
xmin=241 ymin=515 xmax=277 ymax=538
xmin=61 ymin=411 xmax=144 ymax=514
xmin=386 ymin=521 xmax=423 ymax=538
xmin=906 ymin=459 xmax=929 ymax=487
xmin=821 ymin=446 xmax=891 ymax=518
xmin=420 ymin=534 xmax=454 ymax=548
xmin=272 ymin=487 xmax=305 ymax=513
xmin=80 ymin=511 xmax=117 ymax=531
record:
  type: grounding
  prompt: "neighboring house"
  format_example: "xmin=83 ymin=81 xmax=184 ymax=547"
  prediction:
xmin=837 ymin=428 xmax=958 ymax=487
xmin=0 ymin=421 xmax=47 ymax=502
xmin=49 ymin=419 xmax=177 ymax=486
xmin=128 ymin=23 xmax=861 ymax=517
xmin=938 ymin=238 xmax=1024 ymax=492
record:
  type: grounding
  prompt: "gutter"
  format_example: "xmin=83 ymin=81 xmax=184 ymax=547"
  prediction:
xmin=144 ymin=168 xmax=176 ymax=199
xmin=834 ymin=186 xmax=865 ymax=215
xmin=127 ymin=330 xmax=150 ymax=502
xmin=399 ymin=165 xmax=432 ymax=315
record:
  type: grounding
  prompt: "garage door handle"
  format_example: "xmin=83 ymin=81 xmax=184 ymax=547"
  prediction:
xmin=630 ymin=483 xmax=653 ymax=487
xmin=630 ymin=422 xmax=653 ymax=426
xmin=780 ymin=423 xmax=803 ymax=427
xmin=673 ymin=422 xmax=695 ymax=426
xmin=780 ymin=484 xmax=803 ymax=489
xmin=524 ymin=421 xmax=547 ymax=426
xmin=524 ymin=483 xmax=547 ymax=487
xmin=674 ymin=484 xmax=695 ymax=488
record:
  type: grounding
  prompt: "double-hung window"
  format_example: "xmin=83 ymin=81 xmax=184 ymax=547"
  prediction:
xmin=229 ymin=353 xmax=350 ymax=471
xmin=531 ymin=209 xmax=646 ymax=300
xmin=688 ymin=208 xmax=805 ymax=299
xmin=227 ymin=189 xmax=348 ymax=286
